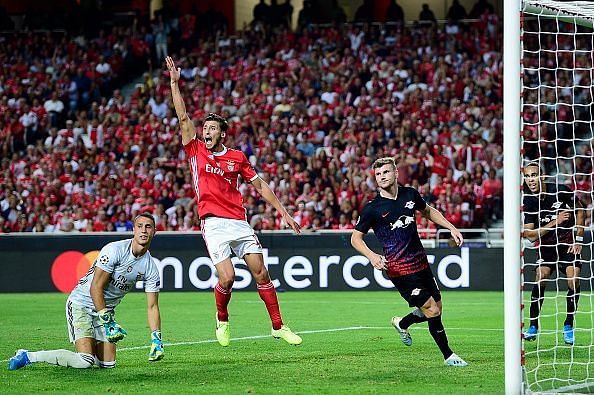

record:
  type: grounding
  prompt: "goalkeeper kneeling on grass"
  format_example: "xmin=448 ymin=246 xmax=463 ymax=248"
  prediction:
xmin=9 ymin=213 xmax=164 ymax=370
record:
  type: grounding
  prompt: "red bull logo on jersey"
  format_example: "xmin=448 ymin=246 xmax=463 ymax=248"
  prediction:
xmin=390 ymin=215 xmax=414 ymax=230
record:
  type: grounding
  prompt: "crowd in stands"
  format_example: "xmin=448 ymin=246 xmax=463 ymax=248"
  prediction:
xmin=0 ymin=8 xmax=511 ymax=236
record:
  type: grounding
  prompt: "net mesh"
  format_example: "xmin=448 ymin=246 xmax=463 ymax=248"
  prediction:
xmin=521 ymin=1 xmax=594 ymax=393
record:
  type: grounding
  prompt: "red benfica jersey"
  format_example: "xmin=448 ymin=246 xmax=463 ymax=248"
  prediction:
xmin=184 ymin=137 xmax=258 ymax=220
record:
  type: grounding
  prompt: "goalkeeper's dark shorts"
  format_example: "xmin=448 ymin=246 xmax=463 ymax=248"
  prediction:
xmin=390 ymin=267 xmax=442 ymax=308
xmin=536 ymin=244 xmax=582 ymax=274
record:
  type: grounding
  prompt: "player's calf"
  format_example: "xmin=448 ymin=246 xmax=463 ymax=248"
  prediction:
xmin=9 ymin=349 xmax=95 ymax=370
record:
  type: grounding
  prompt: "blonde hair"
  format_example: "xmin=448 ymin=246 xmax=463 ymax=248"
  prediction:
xmin=372 ymin=157 xmax=396 ymax=170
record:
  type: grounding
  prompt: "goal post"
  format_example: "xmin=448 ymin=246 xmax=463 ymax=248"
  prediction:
xmin=503 ymin=0 xmax=522 ymax=394
xmin=506 ymin=1 xmax=594 ymax=394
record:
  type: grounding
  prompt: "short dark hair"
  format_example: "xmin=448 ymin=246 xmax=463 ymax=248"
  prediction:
xmin=134 ymin=213 xmax=156 ymax=227
xmin=204 ymin=113 xmax=229 ymax=133
xmin=524 ymin=160 xmax=543 ymax=174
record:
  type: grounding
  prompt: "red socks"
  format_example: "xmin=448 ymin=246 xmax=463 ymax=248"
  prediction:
xmin=215 ymin=281 xmax=283 ymax=330
xmin=214 ymin=282 xmax=231 ymax=322
xmin=257 ymin=282 xmax=283 ymax=330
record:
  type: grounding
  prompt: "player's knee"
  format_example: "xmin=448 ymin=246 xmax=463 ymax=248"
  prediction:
xmin=219 ymin=277 xmax=235 ymax=289
xmin=252 ymin=267 xmax=270 ymax=283
xmin=422 ymin=305 xmax=441 ymax=318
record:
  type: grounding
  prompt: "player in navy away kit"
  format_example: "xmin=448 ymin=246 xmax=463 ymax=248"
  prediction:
xmin=351 ymin=157 xmax=468 ymax=366
xmin=522 ymin=161 xmax=585 ymax=345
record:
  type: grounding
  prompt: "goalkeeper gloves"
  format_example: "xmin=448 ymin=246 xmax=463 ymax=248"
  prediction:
xmin=149 ymin=330 xmax=164 ymax=362
xmin=97 ymin=308 xmax=127 ymax=343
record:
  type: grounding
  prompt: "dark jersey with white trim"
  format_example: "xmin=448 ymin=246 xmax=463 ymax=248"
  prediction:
xmin=355 ymin=186 xmax=428 ymax=278
xmin=523 ymin=183 xmax=577 ymax=246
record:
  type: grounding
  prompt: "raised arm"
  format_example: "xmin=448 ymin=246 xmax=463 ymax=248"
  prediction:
xmin=166 ymin=56 xmax=196 ymax=145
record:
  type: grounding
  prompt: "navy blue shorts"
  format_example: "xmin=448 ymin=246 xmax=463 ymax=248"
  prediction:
xmin=390 ymin=267 xmax=441 ymax=308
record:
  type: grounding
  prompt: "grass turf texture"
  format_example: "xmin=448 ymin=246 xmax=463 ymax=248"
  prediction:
xmin=1 ymin=291 xmax=503 ymax=394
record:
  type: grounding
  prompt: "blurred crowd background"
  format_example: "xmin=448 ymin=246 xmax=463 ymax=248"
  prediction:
xmin=0 ymin=0 xmax=512 ymax=235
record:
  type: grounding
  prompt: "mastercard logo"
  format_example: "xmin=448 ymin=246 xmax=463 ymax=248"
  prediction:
xmin=51 ymin=250 xmax=100 ymax=293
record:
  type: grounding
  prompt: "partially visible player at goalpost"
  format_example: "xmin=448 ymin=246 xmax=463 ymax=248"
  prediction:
xmin=166 ymin=56 xmax=302 ymax=346
xmin=8 ymin=213 xmax=164 ymax=370
xmin=522 ymin=161 xmax=585 ymax=345
xmin=350 ymin=157 xmax=468 ymax=366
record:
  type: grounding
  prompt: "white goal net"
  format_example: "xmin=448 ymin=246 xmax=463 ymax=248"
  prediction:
xmin=521 ymin=1 xmax=594 ymax=393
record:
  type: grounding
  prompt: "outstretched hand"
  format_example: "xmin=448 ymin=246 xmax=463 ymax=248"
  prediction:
xmin=450 ymin=228 xmax=464 ymax=247
xmin=165 ymin=56 xmax=180 ymax=84
xmin=282 ymin=213 xmax=301 ymax=234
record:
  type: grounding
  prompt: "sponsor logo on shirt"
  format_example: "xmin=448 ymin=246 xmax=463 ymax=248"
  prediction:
xmin=390 ymin=215 xmax=414 ymax=230
xmin=110 ymin=274 xmax=132 ymax=292
xmin=541 ymin=215 xmax=557 ymax=223
xmin=206 ymin=164 xmax=225 ymax=176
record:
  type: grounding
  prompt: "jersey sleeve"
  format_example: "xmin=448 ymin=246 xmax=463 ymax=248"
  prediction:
xmin=144 ymin=257 xmax=161 ymax=293
xmin=239 ymin=152 xmax=258 ymax=182
xmin=355 ymin=203 xmax=375 ymax=234
xmin=413 ymin=188 xmax=427 ymax=211
xmin=95 ymin=243 xmax=119 ymax=274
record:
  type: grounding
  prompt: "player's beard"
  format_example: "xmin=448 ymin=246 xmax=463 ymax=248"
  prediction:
xmin=208 ymin=134 xmax=224 ymax=151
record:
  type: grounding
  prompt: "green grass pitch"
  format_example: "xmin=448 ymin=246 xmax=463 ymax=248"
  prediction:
xmin=1 ymin=291 xmax=505 ymax=394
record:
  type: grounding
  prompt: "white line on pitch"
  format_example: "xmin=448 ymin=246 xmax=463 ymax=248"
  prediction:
xmin=1 ymin=325 xmax=504 ymax=361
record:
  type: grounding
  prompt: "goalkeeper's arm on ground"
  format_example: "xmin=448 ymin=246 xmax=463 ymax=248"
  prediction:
xmin=147 ymin=292 xmax=164 ymax=361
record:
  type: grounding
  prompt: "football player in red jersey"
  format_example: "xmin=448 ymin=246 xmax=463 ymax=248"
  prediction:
xmin=166 ymin=56 xmax=302 ymax=346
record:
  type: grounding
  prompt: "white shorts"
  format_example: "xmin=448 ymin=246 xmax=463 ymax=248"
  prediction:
xmin=66 ymin=298 xmax=108 ymax=344
xmin=201 ymin=217 xmax=263 ymax=264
